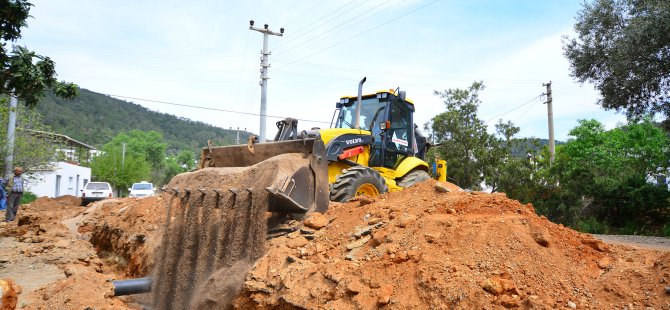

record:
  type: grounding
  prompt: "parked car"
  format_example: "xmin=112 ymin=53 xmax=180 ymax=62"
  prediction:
xmin=81 ymin=182 xmax=113 ymax=206
xmin=129 ymin=181 xmax=155 ymax=198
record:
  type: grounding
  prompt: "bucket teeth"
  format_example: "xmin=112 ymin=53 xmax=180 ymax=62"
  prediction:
xmin=152 ymin=186 xmax=271 ymax=309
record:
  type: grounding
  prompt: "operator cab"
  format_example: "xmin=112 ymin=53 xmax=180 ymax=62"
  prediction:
xmin=333 ymin=90 xmax=428 ymax=169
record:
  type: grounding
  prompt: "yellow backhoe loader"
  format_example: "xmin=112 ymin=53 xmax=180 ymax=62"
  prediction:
xmin=142 ymin=78 xmax=442 ymax=309
xmin=198 ymin=77 xmax=433 ymax=213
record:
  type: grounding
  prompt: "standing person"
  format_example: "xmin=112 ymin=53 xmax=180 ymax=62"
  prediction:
xmin=0 ymin=177 xmax=6 ymax=211
xmin=5 ymin=167 xmax=26 ymax=222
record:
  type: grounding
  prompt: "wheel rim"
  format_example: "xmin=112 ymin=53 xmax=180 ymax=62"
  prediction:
xmin=355 ymin=183 xmax=380 ymax=197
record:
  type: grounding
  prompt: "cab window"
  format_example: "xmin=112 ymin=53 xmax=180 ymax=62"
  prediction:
xmin=383 ymin=100 xmax=413 ymax=168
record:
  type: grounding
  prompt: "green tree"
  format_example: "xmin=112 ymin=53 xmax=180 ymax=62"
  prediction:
xmin=105 ymin=130 xmax=167 ymax=169
xmin=426 ymin=81 xmax=496 ymax=189
xmin=90 ymin=146 xmax=151 ymax=194
xmin=158 ymin=150 xmax=196 ymax=186
xmin=563 ymin=0 xmax=670 ymax=117
xmin=0 ymin=97 xmax=55 ymax=171
xmin=485 ymin=120 xmax=538 ymax=197
xmin=545 ymin=119 xmax=670 ymax=232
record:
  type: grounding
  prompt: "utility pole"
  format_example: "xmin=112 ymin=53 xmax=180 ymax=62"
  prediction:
xmin=543 ymin=81 xmax=555 ymax=164
xmin=249 ymin=20 xmax=284 ymax=143
xmin=4 ymin=92 xmax=18 ymax=179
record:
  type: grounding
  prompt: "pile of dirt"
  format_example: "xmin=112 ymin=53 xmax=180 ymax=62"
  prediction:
xmin=2 ymin=177 xmax=669 ymax=309
xmin=234 ymin=180 xmax=670 ymax=309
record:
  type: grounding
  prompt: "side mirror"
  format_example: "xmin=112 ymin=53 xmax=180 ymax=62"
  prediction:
xmin=379 ymin=121 xmax=391 ymax=130
xmin=128 ymin=188 xmax=132 ymax=191
xmin=399 ymin=91 xmax=406 ymax=101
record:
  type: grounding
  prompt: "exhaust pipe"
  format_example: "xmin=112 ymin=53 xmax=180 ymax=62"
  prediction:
xmin=112 ymin=277 xmax=152 ymax=296
xmin=354 ymin=77 xmax=366 ymax=129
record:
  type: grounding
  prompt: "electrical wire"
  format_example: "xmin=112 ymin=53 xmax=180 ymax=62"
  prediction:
xmin=273 ymin=0 xmax=439 ymax=71
xmin=106 ymin=94 xmax=331 ymax=124
xmin=485 ymin=94 xmax=542 ymax=124
xmin=272 ymin=0 xmax=395 ymax=57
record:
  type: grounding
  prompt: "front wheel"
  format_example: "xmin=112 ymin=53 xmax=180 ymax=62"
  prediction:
xmin=396 ymin=169 xmax=431 ymax=188
xmin=330 ymin=166 xmax=388 ymax=202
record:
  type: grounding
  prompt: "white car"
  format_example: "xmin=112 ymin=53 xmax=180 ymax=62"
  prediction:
xmin=129 ymin=181 xmax=155 ymax=198
xmin=81 ymin=182 xmax=113 ymax=206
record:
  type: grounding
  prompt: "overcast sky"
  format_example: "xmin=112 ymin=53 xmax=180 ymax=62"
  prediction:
xmin=17 ymin=0 xmax=627 ymax=142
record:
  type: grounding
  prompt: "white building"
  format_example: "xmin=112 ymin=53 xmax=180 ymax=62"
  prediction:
xmin=23 ymin=130 xmax=96 ymax=198
xmin=28 ymin=162 xmax=91 ymax=197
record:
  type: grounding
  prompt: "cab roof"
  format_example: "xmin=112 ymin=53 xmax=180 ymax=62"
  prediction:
xmin=340 ymin=89 xmax=415 ymax=105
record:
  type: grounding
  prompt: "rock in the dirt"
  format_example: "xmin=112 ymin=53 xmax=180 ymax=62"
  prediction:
xmin=582 ymin=238 xmax=608 ymax=252
xmin=353 ymin=226 xmax=373 ymax=238
xmin=346 ymin=235 xmax=371 ymax=250
xmin=376 ymin=284 xmax=393 ymax=305
xmin=446 ymin=208 xmax=456 ymax=215
xmin=300 ymin=228 xmax=315 ymax=235
xmin=303 ymin=213 xmax=328 ymax=230
xmin=286 ymin=237 xmax=309 ymax=249
xmin=397 ymin=213 xmax=417 ymax=228
xmin=349 ymin=195 xmax=375 ymax=206
xmin=435 ymin=182 xmax=451 ymax=193
xmin=42 ymin=280 xmax=68 ymax=301
xmin=529 ymin=225 xmax=551 ymax=247
xmin=597 ymin=256 xmax=613 ymax=269
xmin=665 ymin=286 xmax=670 ymax=294
xmin=424 ymin=232 xmax=441 ymax=243
xmin=0 ymin=279 xmax=19 ymax=310
xmin=567 ymin=300 xmax=577 ymax=309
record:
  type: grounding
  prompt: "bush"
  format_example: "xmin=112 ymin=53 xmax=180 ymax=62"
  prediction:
xmin=574 ymin=217 xmax=607 ymax=234
xmin=20 ymin=191 xmax=37 ymax=204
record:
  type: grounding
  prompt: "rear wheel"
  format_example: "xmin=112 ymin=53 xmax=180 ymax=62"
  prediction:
xmin=396 ymin=169 xmax=431 ymax=188
xmin=330 ymin=166 xmax=388 ymax=202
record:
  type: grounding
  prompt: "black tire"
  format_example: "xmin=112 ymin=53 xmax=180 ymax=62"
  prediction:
xmin=396 ymin=169 xmax=431 ymax=188
xmin=330 ymin=166 xmax=388 ymax=202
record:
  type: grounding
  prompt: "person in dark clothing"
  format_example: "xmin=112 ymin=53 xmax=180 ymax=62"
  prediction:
xmin=5 ymin=167 xmax=26 ymax=222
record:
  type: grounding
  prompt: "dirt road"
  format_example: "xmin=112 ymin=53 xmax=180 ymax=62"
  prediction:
xmin=594 ymin=234 xmax=670 ymax=251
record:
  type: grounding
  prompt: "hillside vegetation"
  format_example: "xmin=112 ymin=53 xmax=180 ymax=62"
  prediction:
xmin=35 ymin=89 xmax=250 ymax=153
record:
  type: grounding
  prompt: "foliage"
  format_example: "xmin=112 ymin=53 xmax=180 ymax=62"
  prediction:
xmin=105 ymin=130 xmax=167 ymax=169
xmin=90 ymin=146 xmax=151 ymax=193
xmin=575 ymin=217 xmax=607 ymax=234
xmin=0 ymin=97 xmax=56 ymax=171
xmin=19 ymin=190 xmax=36 ymax=204
xmin=563 ymin=0 xmax=670 ymax=117
xmin=535 ymin=119 xmax=670 ymax=232
xmin=0 ymin=0 xmax=78 ymax=106
xmin=35 ymin=89 xmax=248 ymax=154
xmin=160 ymin=150 xmax=195 ymax=185
xmin=427 ymin=81 xmax=496 ymax=189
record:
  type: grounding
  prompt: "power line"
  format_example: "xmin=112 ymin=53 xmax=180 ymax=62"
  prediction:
xmin=273 ymin=0 xmax=395 ymax=57
xmin=106 ymin=94 xmax=331 ymax=124
xmin=485 ymin=94 xmax=542 ymax=124
xmin=270 ymin=0 xmax=360 ymax=50
xmin=274 ymin=0 xmax=440 ymax=71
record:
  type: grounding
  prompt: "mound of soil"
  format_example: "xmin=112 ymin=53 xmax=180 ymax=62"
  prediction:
xmin=234 ymin=180 xmax=670 ymax=309
xmin=2 ymin=178 xmax=669 ymax=309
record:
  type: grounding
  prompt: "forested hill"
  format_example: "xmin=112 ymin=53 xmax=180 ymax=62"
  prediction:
xmin=36 ymin=89 xmax=251 ymax=153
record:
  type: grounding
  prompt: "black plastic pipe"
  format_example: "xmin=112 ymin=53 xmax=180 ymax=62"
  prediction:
xmin=113 ymin=277 xmax=152 ymax=296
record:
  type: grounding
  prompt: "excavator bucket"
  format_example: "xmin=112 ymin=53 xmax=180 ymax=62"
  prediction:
xmin=197 ymin=136 xmax=329 ymax=214
xmin=150 ymin=136 xmax=329 ymax=309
